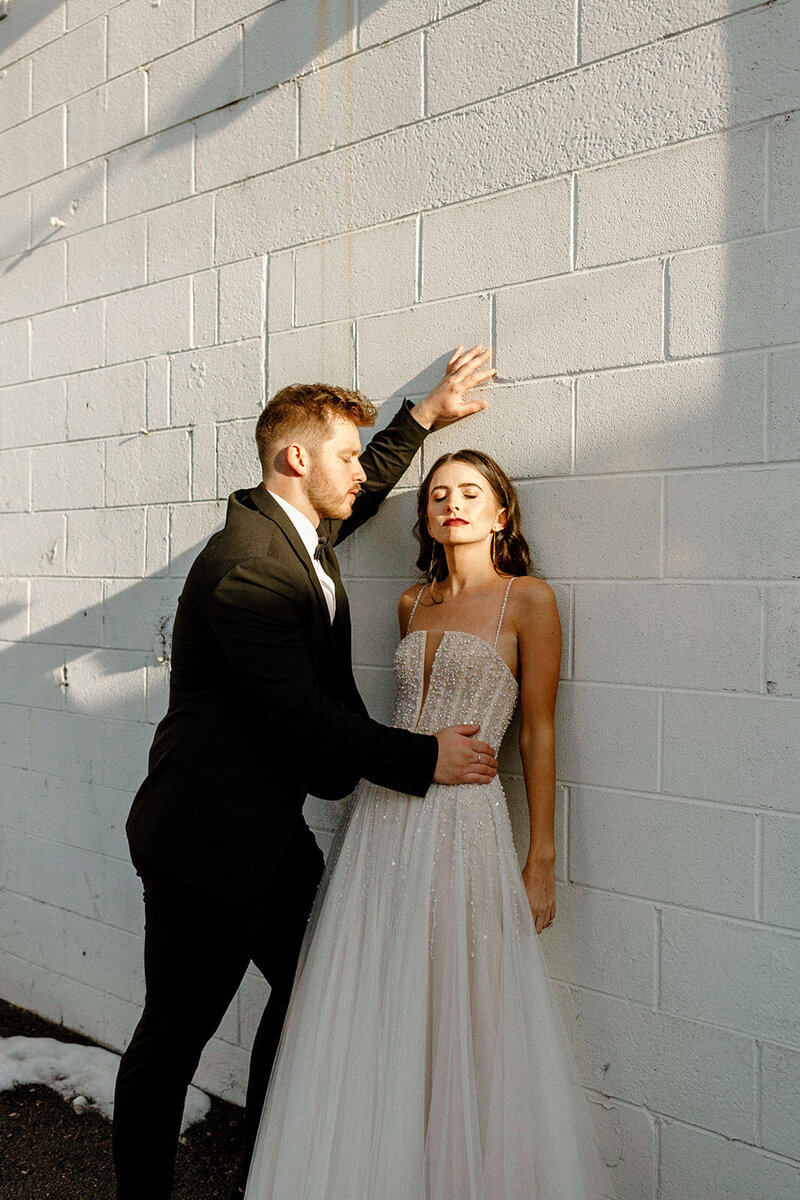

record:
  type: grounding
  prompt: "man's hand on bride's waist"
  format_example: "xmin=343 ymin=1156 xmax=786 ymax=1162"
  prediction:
xmin=432 ymin=724 xmax=498 ymax=786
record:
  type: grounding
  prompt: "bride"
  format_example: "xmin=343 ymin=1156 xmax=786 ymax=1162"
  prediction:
xmin=243 ymin=449 xmax=617 ymax=1200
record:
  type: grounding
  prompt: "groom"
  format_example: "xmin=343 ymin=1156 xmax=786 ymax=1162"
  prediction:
xmin=112 ymin=345 xmax=498 ymax=1199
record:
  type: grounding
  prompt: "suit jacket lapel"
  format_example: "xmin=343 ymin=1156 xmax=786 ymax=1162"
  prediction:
xmin=249 ymin=484 xmax=332 ymax=627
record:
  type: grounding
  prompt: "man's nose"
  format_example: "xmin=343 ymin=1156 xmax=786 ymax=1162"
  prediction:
xmin=355 ymin=463 xmax=367 ymax=483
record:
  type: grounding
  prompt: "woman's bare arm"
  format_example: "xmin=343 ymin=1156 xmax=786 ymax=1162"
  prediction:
xmin=515 ymin=578 xmax=562 ymax=933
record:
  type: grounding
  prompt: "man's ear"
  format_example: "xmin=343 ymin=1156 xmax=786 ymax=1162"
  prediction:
xmin=285 ymin=443 xmax=309 ymax=477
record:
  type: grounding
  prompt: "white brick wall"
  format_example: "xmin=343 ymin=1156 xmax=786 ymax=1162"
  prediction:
xmin=1 ymin=2 xmax=799 ymax=1194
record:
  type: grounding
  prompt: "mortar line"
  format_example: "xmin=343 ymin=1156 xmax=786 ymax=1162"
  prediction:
xmin=1 ymin=34 xmax=798 ymax=177
xmin=61 ymin=508 xmax=69 ymax=573
xmin=762 ymin=351 xmax=771 ymax=461
xmin=570 ymin=376 xmax=577 ymax=473
xmin=659 ymin=474 xmax=667 ymax=578
xmin=759 ymin=584 xmax=768 ymax=694
xmin=9 ymin=143 xmax=800 ymax=260
xmin=100 ymin=577 xmax=109 ymax=646
xmin=351 ymin=319 xmax=358 ymax=390
xmin=754 ymin=812 xmax=764 ymax=921
xmin=662 ymin=256 xmax=671 ymax=360
xmin=563 ymin=785 xmax=570 ymax=880
xmin=166 ymin=352 xmax=172 ymax=426
xmin=655 ymin=691 xmax=664 ymax=792
xmin=754 ymin=1039 xmax=763 ymax=1145
xmin=421 ymin=28 xmax=429 ymax=118
xmin=291 ymin=249 xmax=297 ymax=327
xmin=415 ymin=212 xmax=423 ymax=303
xmin=570 ymin=172 xmax=578 ymax=270
xmin=263 ymin=252 xmax=272 ymax=383
xmin=652 ymin=905 xmax=662 ymax=1009
xmin=568 ymin=581 xmax=576 ymax=678
xmin=575 ymin=0 xmax=582 ymax=65
xmin=214 ymin=423 xmax=220 ymax=507
xmin=764 ymin=119 xmax=772 ymax=231
xmin=211 ymin=196 xmax=218 ymax=337
xmin=295 ymin=80 xmax=301 ymax=159
xmin=238 ymin=23 xmax=244 ymax=100
xmin=0 ymin=0 xmax=751 ymax=81
xmin=654 ymin=1115 xmax=662 ymax=1200
xmin=8 ymin=229 xmax=800 ymax=329
xmin=553 ymin=882 xmax=800 ymax=940
xmin=64 ymin=235 xmax=70 ymax=312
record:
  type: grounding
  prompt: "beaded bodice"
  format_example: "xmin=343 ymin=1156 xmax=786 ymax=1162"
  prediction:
xmin=391 ymin=628 xmax=519 ymax=750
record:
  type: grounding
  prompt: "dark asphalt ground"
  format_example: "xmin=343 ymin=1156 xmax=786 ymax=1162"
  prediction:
xmin=0 ymin=998 xmax=245 ymax=1199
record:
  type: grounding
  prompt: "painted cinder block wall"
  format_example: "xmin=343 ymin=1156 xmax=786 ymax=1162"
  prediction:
xmin=1 ymin=0 xmax=800 ymax=1194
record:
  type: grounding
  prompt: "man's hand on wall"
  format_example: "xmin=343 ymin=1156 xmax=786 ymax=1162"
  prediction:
xmin=410 ymin=344 xmax=496 ymax=430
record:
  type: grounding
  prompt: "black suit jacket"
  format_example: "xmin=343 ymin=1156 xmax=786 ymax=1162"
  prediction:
xmin=126 ymin=400 xmax=439 ymax=900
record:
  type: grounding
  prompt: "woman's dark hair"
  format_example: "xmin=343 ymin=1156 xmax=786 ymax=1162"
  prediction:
xmin=413 ymin=450 xmax=533 ymax=584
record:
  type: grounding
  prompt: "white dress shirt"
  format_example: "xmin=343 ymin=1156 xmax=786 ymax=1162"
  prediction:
xmin=267 ymin=490 xmax=336 ymax=623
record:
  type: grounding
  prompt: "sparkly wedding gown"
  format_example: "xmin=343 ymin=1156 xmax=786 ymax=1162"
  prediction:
xmin=244 ymin=580 xmax=617 ymax=1200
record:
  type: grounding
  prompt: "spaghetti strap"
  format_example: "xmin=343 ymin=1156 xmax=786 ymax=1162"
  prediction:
xmin=406 ymin=583 xmax=427 ymax=634
xmin=492 ymin=578 xmax=514 ymax=650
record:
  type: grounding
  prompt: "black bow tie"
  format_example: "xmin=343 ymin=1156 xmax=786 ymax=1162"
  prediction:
xmin=313 ymin=535 xmax=330 ymax=562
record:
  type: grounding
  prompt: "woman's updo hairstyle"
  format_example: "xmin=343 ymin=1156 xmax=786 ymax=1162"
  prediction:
xmin=413 ymin=450 xmax=533 ymax=584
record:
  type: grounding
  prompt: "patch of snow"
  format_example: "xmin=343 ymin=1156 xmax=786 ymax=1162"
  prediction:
xmin=0 ymin=1036 xmax=211 ymax=1132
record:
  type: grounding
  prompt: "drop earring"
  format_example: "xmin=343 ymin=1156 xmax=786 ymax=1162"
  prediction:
xmin=427 ymin=542 xmax=437 ymax=580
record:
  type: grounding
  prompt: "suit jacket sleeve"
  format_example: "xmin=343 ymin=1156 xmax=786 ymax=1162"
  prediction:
xmin=208 ymin=556 xmax=439 ymax=799
xmin=331 ymin=398 xmax=428 ymax=545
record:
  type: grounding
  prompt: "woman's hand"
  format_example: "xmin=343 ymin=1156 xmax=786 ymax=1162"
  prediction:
xmin=410 ymin=344 xmax=496 ymax=430
xmin=522 ymin=857 xmax=556 ymax=934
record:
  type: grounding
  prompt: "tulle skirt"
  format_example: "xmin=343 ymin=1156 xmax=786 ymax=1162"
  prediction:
xmin=244 ymin=776 xmax=617 ymax=1200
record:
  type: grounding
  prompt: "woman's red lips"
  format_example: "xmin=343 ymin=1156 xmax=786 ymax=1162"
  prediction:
xmin=443 ymin=518 xmax=468 ymax=526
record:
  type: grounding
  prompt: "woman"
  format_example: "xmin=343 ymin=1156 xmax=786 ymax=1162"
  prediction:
xmin=244 ymin=450 xmax=617 ymax=1199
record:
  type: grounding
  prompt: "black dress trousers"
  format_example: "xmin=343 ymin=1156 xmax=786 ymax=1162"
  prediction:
xmin=112 ymin=819 xmax=325 ymax=1199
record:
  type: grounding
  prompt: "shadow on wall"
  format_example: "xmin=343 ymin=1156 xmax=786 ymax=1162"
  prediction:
xmin=0 ymin=539 xmax=210 ymax=822
xmin=0 ymin=0 xmax=398 ymax=265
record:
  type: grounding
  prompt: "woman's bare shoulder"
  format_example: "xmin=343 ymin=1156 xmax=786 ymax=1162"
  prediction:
xmin=398 ymin=582 xmax=424 ymax=607
xmin=508 ymin=576 xmax=559 ymax=624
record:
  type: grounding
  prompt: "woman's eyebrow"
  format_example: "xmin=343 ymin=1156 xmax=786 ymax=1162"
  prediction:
xmin=431 ymin=481 xmax=484 ymax=492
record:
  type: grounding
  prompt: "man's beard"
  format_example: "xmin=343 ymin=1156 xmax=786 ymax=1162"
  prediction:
xmin=305 ymin=473 xmax=354 ymax=522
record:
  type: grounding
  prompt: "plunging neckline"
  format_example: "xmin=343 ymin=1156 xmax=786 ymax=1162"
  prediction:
xmin=400 ymin=628 xmax=518 ymax=729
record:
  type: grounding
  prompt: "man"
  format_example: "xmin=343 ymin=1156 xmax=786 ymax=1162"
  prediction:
xmin=112 ymin=345 xmax=497 ymax=1199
